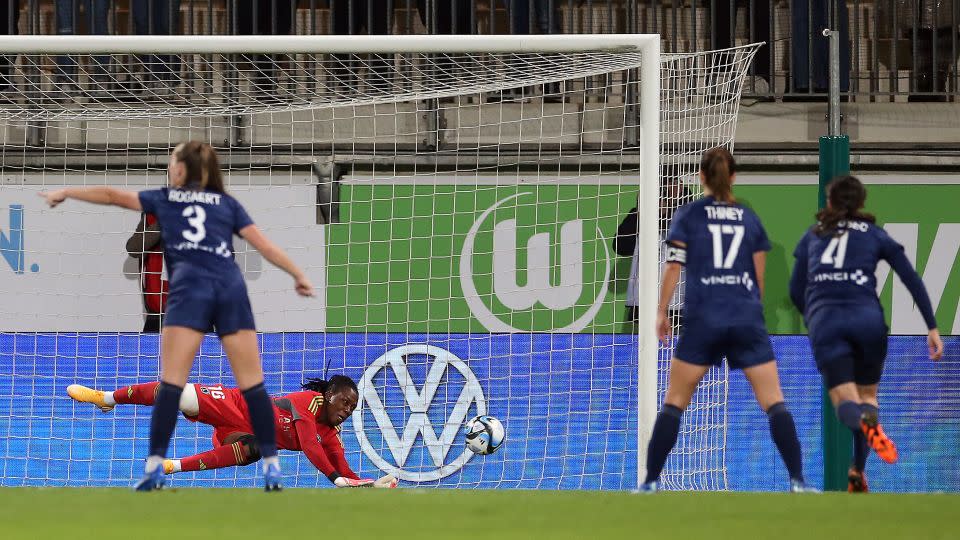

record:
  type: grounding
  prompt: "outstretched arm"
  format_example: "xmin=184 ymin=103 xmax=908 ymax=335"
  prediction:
xmin=325 ymin=431 xmax=398 ymax=488
xmin=239 ymin=224 xmax=314 ymax=297
xmin=294 ymin=418 xmax=371 ymax=486
xmin=887 ymin=249 xmax=936 ymax=331
xmin=887 ymin=248 xmax=944 ymax=360
xmin=293 ymin=417 xmax=338 ymax=480
xmin=39 ymin=187 xmax=142 ymax=211
xmin=326 ymin=436 xmax=361 ymax=481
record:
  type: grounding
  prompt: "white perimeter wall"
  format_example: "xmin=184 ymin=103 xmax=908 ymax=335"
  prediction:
xmin=0 ymin=184 xmax=325 ymax=332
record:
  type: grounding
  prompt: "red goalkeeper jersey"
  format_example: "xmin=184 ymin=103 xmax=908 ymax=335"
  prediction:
xmin=194 ymin=384 xmax=359 ymax=482
xmin=271 ymin=391 xmax=360 ymax=482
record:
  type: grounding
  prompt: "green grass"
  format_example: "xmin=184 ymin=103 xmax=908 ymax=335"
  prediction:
xmin=1 ymin=488 xmax=957 ymax=539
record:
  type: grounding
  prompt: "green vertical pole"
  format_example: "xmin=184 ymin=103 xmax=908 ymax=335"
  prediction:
xmin=819 ymin=135 xmax=850 ymax=491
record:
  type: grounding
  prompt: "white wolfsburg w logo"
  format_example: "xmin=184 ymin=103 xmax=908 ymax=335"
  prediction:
xmin=354 ymin=344 xmax=487 ymax=482
xmin=459 ymin=192 xmax=610 ymax=332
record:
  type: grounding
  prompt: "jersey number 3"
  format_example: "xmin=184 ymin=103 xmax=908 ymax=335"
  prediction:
xmin=182 ymin=205 xmax=207 ymax=243
xmin=820 ymin=232 xmax=850 ymax=268
xmin=707 ymin=224 xmax=744 ymax=269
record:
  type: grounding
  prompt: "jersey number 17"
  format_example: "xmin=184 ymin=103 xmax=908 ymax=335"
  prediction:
xmin=707 ymin=224 xmax=744 ymax=269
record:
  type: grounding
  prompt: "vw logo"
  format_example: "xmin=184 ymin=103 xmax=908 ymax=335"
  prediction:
xmin=354 ymin=344 xmax=487 ymax=482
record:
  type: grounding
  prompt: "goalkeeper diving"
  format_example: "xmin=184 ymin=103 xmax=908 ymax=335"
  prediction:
xmin=67 ymin=375 xmax=396 ymax=488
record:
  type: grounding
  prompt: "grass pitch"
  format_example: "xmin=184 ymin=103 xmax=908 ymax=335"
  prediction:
xmin=1 ymin=488 xmax=956 ymax=539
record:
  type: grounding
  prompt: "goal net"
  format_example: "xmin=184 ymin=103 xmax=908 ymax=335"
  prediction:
xmin=0 ymin=36 xmax=757 ymax=490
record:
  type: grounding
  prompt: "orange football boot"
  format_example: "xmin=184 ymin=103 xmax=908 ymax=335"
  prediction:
xmin=847 ymin=467 xmax=869 ymax=493
xmin=861 ymin=414 xmax=898 ymax=464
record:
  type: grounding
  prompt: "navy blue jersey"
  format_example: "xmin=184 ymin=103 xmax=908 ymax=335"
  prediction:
xmin=138 ymin=188 xmax=253 ymax=279
xmin=666 ymin=196 xmax=770 ymax=325
xmin=789 ymin=220 xmax=936 ymax=330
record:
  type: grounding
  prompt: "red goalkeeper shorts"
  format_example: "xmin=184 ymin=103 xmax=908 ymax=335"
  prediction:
xmin=186 ymin=384 xmax=253 ymax=446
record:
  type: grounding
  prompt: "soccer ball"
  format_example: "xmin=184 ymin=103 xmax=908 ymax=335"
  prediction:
xmin=464 ymin=415 xmax=505 ymax=455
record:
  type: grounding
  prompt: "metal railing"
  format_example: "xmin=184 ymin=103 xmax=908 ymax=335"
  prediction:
xmin=4 ymin=0 xmax=958 ymax=101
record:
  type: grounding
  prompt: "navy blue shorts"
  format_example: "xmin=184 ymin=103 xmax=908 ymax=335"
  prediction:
xmin=807 ymin=306 xmax=887 ymax=388
xmin=673 ymin=321 xmax=775 ymax=370
xmin=164 ymin=270 xmax=255 ymax=337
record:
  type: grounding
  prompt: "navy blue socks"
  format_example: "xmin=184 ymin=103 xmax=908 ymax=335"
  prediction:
xmin=644 ymin=404 xmax=683 ymax=484
xmin=242 ymin=382 xmax=278 ymax=460
xmin=838 ymin=400 xmax=873 ymax=472
xmin=836 ymin=400 xmax=863 ymax=431
xmin=861 ymin=403 xmax=879 ymax=422
xmin=853 ymin=403 xmax=879 ymax=472
xmin=767 ymin=402 xmax=804 ymax=482
xmin=853 ymin=430 xmax=869 ymax=472
xmin=148 ymin=381 xmax=184 ymax=460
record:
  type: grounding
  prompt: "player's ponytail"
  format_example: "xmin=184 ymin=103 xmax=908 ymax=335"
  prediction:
xmin=302 ymin=375 xmax=358 ymax=396
xmin=815 ymin=175 xmax=876 ymax=235
xmin=699 ymin=148 xmax=736 ymax=203
xmin=172 ymin=141 xmax=226 ymax=193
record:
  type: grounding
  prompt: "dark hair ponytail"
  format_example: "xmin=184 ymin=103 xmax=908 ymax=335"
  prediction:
xmin=302 ymin=375 xmax=357 ymax=395
xmin=815 ymin=175 xmax=876 ymax=235
xmin=699 ymin=147 xmax=736 ymax=203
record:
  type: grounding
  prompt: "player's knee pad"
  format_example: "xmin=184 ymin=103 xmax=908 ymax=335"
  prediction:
xmin=236 ymin=434 xmax=261 ymax=465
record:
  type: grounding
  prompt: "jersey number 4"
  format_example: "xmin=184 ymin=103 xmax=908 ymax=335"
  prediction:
xmin=707 ymin=224 xmax=744 ymax=269
xmin=182 ymin=205 xmax=207 ymax=243
xmin=820 ymin=232 xmax=850 ymax=268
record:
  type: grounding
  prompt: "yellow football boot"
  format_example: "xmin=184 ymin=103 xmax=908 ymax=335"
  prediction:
xmin=66 ymin=384 xmax=114 ymax=412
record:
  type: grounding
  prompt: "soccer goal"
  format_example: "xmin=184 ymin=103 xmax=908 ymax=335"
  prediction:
xmin=0 ymin=35 xmax=757 ymax=490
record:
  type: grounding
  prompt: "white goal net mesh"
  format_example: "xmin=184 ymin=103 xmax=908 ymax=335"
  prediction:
xmin=0 ymin=39 xmax=756 ymax=490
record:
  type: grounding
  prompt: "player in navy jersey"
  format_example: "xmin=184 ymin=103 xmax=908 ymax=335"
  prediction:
xmin=40 ymin=141 xmax=314 ymax=492
xmin=789 ymin=175 xmax=943 ymax=492
xmin=640 ymin=148 xmax=813 ymax=493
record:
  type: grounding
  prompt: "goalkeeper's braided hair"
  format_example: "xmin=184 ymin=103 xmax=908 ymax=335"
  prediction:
xmin=302 ymin=375 xmax=358 ymax=395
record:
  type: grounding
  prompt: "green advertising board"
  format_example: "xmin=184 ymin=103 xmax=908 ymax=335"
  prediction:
xmin=741 ymin=183 xmax=960 ymax=335
xmin=326 ymin=183 xmax=639 ymax=333
xmin=326 ymin=180 xmax=960 ymax=335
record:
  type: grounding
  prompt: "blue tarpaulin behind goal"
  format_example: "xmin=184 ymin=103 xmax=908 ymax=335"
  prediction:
xmin=0 ymin=333 xmax=956 ymax=491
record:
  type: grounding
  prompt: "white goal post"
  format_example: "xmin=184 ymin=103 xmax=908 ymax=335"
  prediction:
xmin=0 ymin=35 xmax=755 ymax=490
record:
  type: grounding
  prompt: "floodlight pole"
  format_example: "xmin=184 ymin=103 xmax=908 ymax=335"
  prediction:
xmin=819 ymin=26 xmax=851 ymax=492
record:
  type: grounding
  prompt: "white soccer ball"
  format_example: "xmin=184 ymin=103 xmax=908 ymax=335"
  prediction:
xmin=464 ymin=415 xmax=505 ymax=455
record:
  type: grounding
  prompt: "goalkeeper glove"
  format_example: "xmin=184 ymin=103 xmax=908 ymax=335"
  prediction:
xmin=333 ymin=477 xmax=374 ymax=488
xmin=374 ymin=475 xmax=398 ymax=489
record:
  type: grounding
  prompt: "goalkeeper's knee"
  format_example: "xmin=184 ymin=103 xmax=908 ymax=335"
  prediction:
xmin=236 ymin=434 xmax=262 ymax=465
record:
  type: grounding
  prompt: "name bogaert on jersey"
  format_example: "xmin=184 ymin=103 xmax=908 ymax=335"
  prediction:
xmin=167 ymin=190 xmax=223 ymax=205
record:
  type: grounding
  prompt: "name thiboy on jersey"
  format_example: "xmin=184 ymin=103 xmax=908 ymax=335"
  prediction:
xmin=700 ymin=205 xmax=753 ymax=290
